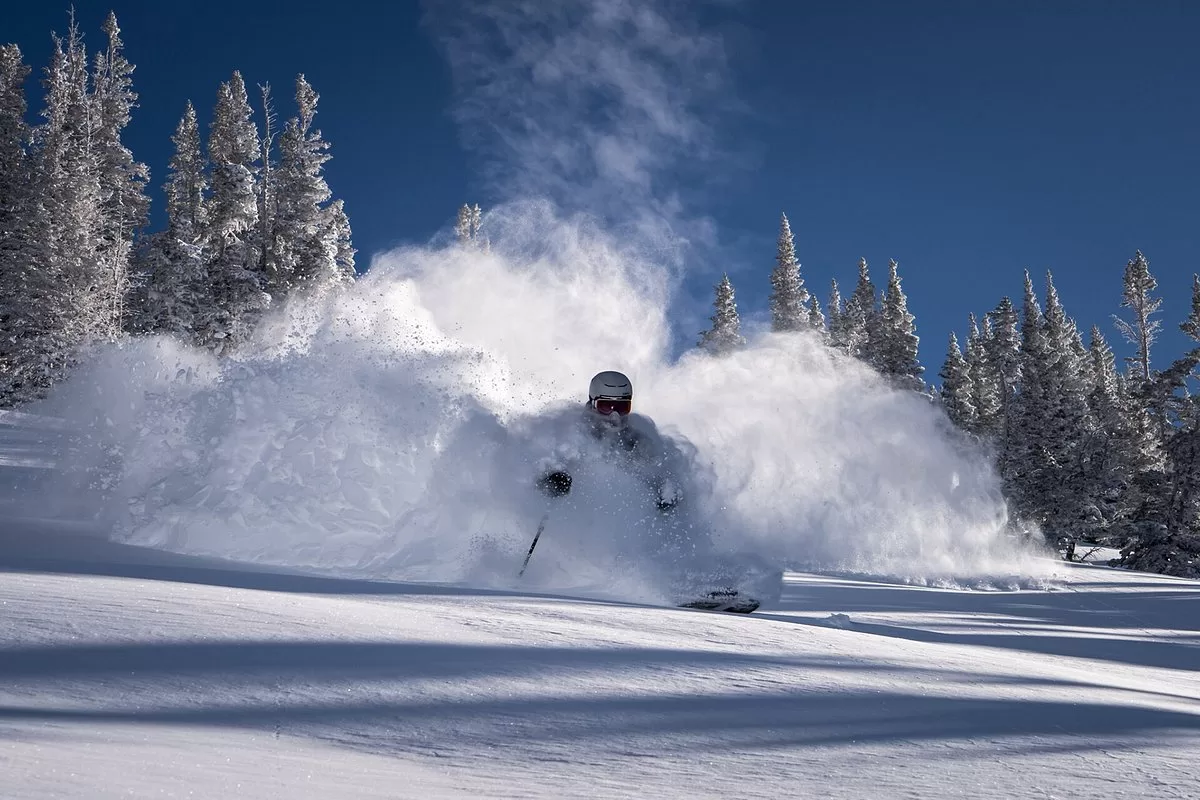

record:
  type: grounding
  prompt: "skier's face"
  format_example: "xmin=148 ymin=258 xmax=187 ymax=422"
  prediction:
xmin=592 ymin=398 xmax=632 ymax=417
xmin=588 ymin=399 xmax=629 ymax=430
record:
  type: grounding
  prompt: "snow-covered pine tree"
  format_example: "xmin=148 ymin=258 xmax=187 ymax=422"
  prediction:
xmin=873 ymin=258 xmax=923 ymax=390
xmin=1129 ymin=283 xmax=1200 ymax=572
xmin=938 ymin=332 xmax=975 ymax=431
xmin=134 ymin=101 xmax=208 ymax=337
xmin=698 ymin=273 xmax=745 ymax=355
xmin=1181 ymin=275 xmax=1200 ymax=343
xmin=0 ymin=45 xmax=35 ymax=404
xmin=271 ymin=75 xmax=355 ymax=295
xmin=454 ymin=204 xmax=472 ymax=245
xmin=256 ymin=82 xmax=278 ymax=291
xmin=768 ymin=212 xmax=810 ymax=332
xmin=165 ymin=102 xmax=207 ymax=246
xmin=1039 ymin=272 xmax=1098 ymax=536
xmin=455 ymin=203 xmax=484 ymax=248
xmin=826 ymin=279 xmax=847 ymax=353
xmin=843 ymin=257 xmax=878 ymax=362
xmin=807 ymin=294 xmax=825 ymax=338
xmin=470 ymin=203 xmax=484 ymax=249
xmin=200 ymin=71 xmax=268 ymax=352
xmin=0 ymin=45 xmax=28 ymax=216
xmin=982 ymin=296 xmax=1020 ymax=446
xmin=90 ymin=12 xmax=149 ymax=337
xmin=965 ymin=314 xmax=1000 ymax=436
xmin=1149 ymin=425 xmax=1200 ymax=577
xmin=1112 ymin=250 xmax=1173 ymax=471
xmin=1120 ymin=312 xmax=1200 ymax=576
xmin=1083 ymin=325 xmax=1136 ymax=534
xmin=1007 ymin=270 xmax=1052 ymax=523
xmin=1114 ymin=250 xmax=1161 ymax=383
xmin=325 ymin=198 xmax=356 ymax=280
xmin=26 ymin=19 xmax=106 ymax=393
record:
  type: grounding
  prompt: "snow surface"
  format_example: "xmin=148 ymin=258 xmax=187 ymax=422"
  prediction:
xmin=2 ymin=521 xmax=1199 ymax=799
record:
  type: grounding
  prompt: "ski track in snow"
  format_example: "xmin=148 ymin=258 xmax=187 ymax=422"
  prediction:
xmin=2 ymin=523 xmax=1199 ymax=799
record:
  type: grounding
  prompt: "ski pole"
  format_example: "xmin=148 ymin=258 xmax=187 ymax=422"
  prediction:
xmin=518 ymin=512 xmax=550 ymax=577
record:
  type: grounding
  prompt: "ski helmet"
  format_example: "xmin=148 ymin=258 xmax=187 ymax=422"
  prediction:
xmin=588 ymin=370 xmax=633 ymax=416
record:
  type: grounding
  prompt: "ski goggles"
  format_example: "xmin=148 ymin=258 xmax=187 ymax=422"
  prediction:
xmin=592 ymin=397 xmax=632 ymax=416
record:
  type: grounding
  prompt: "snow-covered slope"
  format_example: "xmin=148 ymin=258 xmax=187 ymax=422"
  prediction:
xmin=5 ymin=199 xmax=1192 ymax=798
xmin=3 ymin=522 xmax=1198 ymax=799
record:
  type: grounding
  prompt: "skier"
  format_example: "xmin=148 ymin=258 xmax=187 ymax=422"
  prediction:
xmin=536 ymin=370 xmax=682 ymax=512
xmin=527 ymin=370 xmax=767 ymax=613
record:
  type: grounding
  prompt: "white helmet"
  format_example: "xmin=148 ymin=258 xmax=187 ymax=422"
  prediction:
xmin=588 ymin=370 xmax=633 ymax=416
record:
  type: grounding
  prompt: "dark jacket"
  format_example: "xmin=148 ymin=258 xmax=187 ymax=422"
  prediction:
xmin=537 ymin=404 xmax=683 ymax=510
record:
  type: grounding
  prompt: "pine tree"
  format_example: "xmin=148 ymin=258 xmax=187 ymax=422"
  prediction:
xmin=200 ymin=71 xmax=267 ymax=352
xmin=471 ymin=203 xmax=484 ymax=249
xmin=1180 ymin=275 xmax=1200 ymax=343
xmin=26 ymin=18 xmax=105 ymax=393
xmin=1008 ymin=270 xmax=1052 ymax=522
xmin=90 ymin=12 xmax=149 ymax=337
xmin=1084 ymin=325 xmax=1135 ymax=532
xmin=272 ymin=75 xmax=355 ymax=295
xmin=1112 ymin=250 xmax=1172 ymax=463
xmin=0 ymin=45 xmax=30 ymax=243
xmin=1114 ymin=250 xmax=1161 ymax=383
xmin=966 ymin=314 xmax=1000 ymax=436
xmin=698 ymin=273 xmax=745 ymax=355
xmin=135 ymin=101 xmax=207 ymax=336
xmin=874 ymin=258 xmax=923 ymax=389
xmin=1134 ymin=286 xmax=1200 ymax=569
xmin=455 ymin=202 xmax=484 ymax=248
xmin=325 ymin=198 xmax=356 ymax=281
xmin=1039 ymin=271 xmax=1097 ymax=535
xmin=768 ymin=212 xmax=810 ymax=332
xmin=1120 ymin=297 xmax=1200 ymax=573
xmin=983 ymin=296 xmax=1021 ymax=442
xmin=0 ymin=45 xmax=35 ymax=404
xmin=455 ymin=203 xmax=472 ymax=245
xmin=938 ymin=332 xmax=975 ymax=431
xmin=827 ymin=279 xmax=847 ymax=353
xmin=843 ymin=257 xmax=878 ymax=361
xmin=807 ymin=293 xmax=825 ymax=338
xmin=256 ymin=82 xmax=278 ymax=290
xmin=166 ymin=102 xmax=206 ymax=239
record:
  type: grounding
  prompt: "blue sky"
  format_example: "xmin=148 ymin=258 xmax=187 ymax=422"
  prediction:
xmin=8 ymin=1 xmax=1200 ymax=373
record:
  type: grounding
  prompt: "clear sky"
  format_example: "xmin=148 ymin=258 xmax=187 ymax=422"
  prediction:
xmin=7 ymin=0 xmax=1200 ymax=373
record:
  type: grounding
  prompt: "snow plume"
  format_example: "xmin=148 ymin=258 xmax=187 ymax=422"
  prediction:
xmin=25 ymin=0 xmax=1047 ymax=599
xmin=36 ymin=233 xmax=1041 ymax=595
xmin=644 ymin=338 xmax=1044 ymax=584
xmin=33 ymin=205 xmax=698 ymax=601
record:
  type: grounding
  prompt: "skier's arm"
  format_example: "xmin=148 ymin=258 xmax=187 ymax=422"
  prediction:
xmin=627 ymin=418 xmax=682 ymax=511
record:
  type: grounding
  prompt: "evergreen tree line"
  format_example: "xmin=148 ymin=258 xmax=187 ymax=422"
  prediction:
xmin=699 ymin=211 xmax=923 ymax=393
xmin=0 ymin=12 xmax=356 ymax=407
xmin=699 ymin=214 xmax=1200 ymax=578
xmin=939 ymin=254 xmax=1200 ymax=577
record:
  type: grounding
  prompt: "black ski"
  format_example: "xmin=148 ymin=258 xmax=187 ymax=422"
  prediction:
xmin=678 ymin=589 xmax=760 ymax=614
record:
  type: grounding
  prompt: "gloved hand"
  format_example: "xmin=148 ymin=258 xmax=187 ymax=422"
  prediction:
xmin=538 ymin=470 xmax=573 ymax=498
xmin=656 ymin=478 xmax=680 ymax=512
